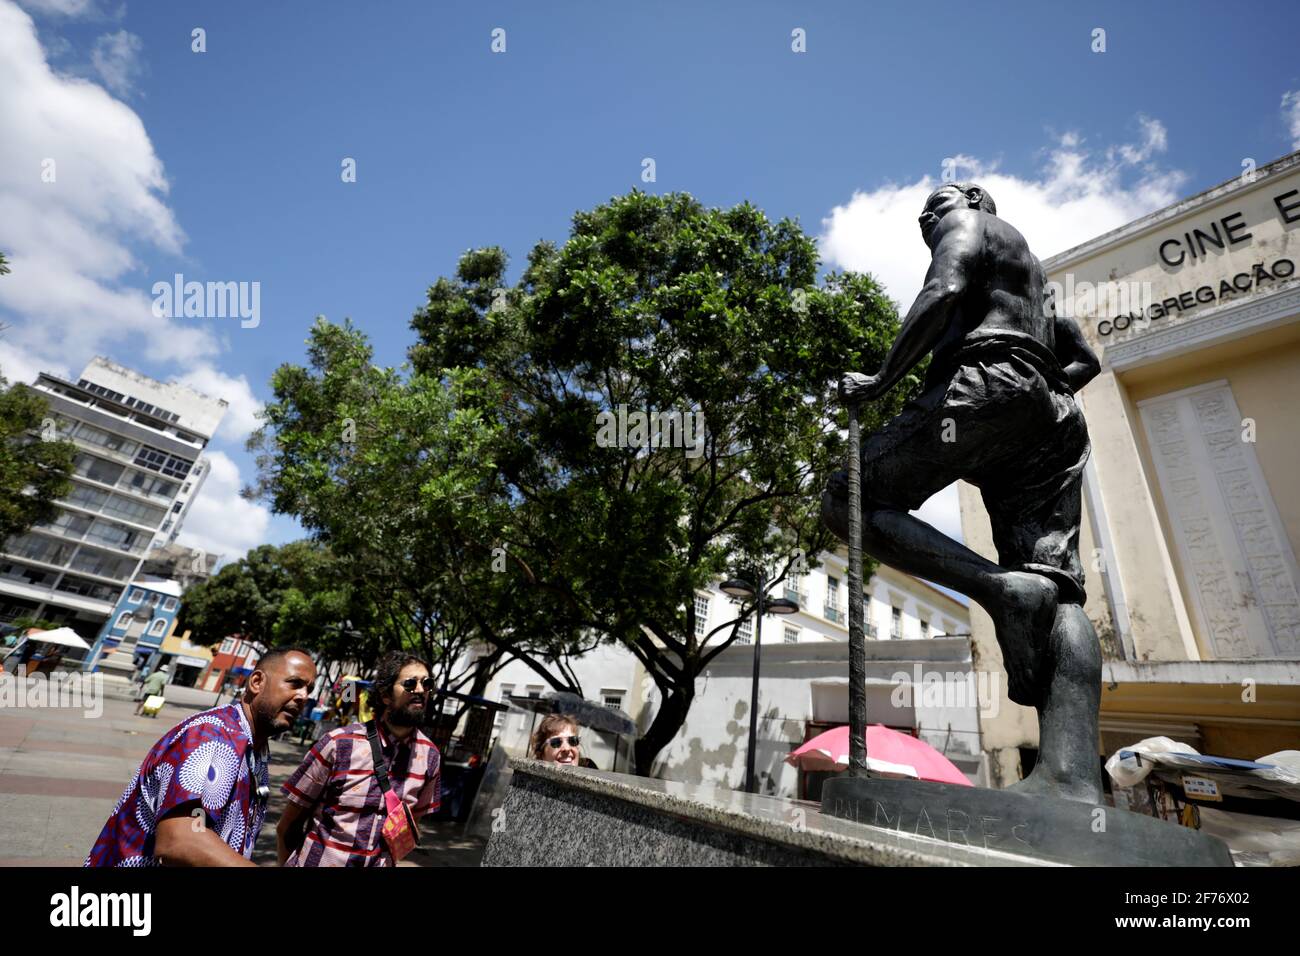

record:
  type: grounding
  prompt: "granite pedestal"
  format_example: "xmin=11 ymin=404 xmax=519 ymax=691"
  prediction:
xmin=482 ymin=758 xmax=1059 ymax=866
xmin=821 ymin=775 xmax=1233 ymax=867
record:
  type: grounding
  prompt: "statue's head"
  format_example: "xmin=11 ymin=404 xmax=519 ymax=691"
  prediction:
xmin=919 ymin=182 xmax=996 ymax=247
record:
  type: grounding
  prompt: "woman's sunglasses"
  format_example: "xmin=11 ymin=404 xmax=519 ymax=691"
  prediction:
xmin=547 ymin=735 xmax=580 ymax=749
xmin=399 ymin=677 xmax=437 ymax=691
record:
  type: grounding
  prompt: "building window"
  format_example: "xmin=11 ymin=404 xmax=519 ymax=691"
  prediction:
xmin=55 ymin=575 xmax=117 ymax=601
xmin=495 ymin=683 xmax=515 ymax=728
xmin=891 ymin=607 xmax=903 ymax=639
xmin=122 ymin=470 xmax=178 ymax=500
xmin=920 ymin=619 xmax=930 ymax=640
xmin=825 ymin=575 xmax=843 ymax=623
xmin=101 ymin=495 xmax=165 ymax=527
xmin=127 ymin=588 xmax=143 ymax=604
xmin=114 ymin=611 xmax=132 ymax=631
xmin=783 ymin=625 xmax=799 ymax=644
xmin=693 ymin=594 xmax=709 ymax=637
xmin=525 ymin=685 xmax=542 ymax=699
xmin=133 ymin=445 xmax=194 ymax=480
xmin=69 ymin=549 xmax=134 ymax=580
xmin=219 ymin=638 xmax=235 ymax=654
xmin=601 ymin=689 xmax=625 ymax=711
xmin=736 ymin=616 xmax=753 ymax=645
xmin=148 ymin=618 xmax=167 ymax=638
xmin=74 ymin=453 xmax=125 ymax=486
xmin=163 ymin=597 xmax=178 ymax=612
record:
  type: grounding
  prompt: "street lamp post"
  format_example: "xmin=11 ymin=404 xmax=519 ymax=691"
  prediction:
xmin=721 ymin=570 xmax=799 ymax=794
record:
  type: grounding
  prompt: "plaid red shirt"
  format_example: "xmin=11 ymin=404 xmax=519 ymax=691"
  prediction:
xmin=282 ymin=720 xmax=440 ymax=867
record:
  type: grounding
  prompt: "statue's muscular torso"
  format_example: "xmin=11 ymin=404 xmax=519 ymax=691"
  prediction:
xmin=929 ymin=209 xmax=1055 ymax=371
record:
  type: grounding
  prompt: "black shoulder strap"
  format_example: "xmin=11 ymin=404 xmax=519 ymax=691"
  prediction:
xmin=365 ymin=720 xmax=392 ymax=794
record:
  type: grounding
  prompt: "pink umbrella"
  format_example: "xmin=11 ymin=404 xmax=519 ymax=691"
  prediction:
xmin=785 ymin=724 xmax=973 ymax=787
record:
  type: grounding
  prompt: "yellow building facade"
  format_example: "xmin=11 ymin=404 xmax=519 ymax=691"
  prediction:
xmin=962 ymin=151 xmax=1300 ymax=788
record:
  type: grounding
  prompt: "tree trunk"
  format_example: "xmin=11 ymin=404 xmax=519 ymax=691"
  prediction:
xmin=633 ymin=686 xmax=693 ymax=776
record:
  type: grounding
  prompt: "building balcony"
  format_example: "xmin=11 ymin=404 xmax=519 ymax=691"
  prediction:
xmin=55 ymin=489 xmax=166 ymax=535
xmin=39 ymin=382 xmax=208 ymax=454
xmin=783 ymin=586 xmax=808 ymax=607
xmin=28 ymin=521 xmax=149 ymax=559
xmin=824 ymin=601 xmax=845 ymax=624
xmin=0 ymin=549 xmax=132 ymax=588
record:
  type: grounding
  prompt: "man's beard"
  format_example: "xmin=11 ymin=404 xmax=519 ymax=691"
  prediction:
xmin=386 ymin=700 xmax=424 ymax=727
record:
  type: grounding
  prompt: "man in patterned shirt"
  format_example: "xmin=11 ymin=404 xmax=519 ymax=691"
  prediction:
xmin=86 ymin=647 xmax=317 ymax=867
xmin=278 ymin=651 xmax=441 ymax=866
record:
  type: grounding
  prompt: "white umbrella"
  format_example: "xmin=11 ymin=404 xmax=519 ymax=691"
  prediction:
xmin=24 ymin=627 xmax=91 ymax=650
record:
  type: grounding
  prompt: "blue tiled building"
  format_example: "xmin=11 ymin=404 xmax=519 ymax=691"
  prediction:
xmin=84 ymin=578 xmax=184 ymax=673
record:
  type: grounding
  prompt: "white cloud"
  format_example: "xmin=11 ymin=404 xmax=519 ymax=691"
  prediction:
xmin=1283 ymin=90 xmax=1300 ymax=149
xmin=89 ymin=29 xmax=143 ymax=98
xmin=17 ymin=0 xmax=104 ymax=17
xmin=913 ymin=484 xmax=962 ymax=544
xmin=175 ymin=450 xmax=271 ymax=565
xmin=818 ymin=117 xmax=1188 ymax=308
xmin=0 ymin=0 xmax=218 ymax=387
xmin=175 ymin=365 xmax=264 ymax=444
xmin=0 ymin=0 xmax=275 ymax=564
xmin=820 ymin=117 xmax=1189 ymax=554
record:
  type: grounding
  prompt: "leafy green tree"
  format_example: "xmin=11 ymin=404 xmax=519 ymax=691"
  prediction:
xmin=1 ymin=255 xmax=76 ymax=543
xmin=178 ymin=540 xmax=382 ymax=683
xmin=244 ymin=320 xmax=592 ymax=705
xmin=247 ymin=192 xmax=909 ymax=776
xmin=409 ymin=191 xmax=910 ymax=774
xmin=1 ymin=252 xmax=76 ymax=592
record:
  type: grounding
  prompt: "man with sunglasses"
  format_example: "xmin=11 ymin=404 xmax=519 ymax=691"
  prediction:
xmin=278 ymin=651 xmax=441 ymax=866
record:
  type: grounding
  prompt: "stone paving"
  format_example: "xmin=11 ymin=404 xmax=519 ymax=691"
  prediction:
xmin=0 ymin=686 xmax=484 ymax=867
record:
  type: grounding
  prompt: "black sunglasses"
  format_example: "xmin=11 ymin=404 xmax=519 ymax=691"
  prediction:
xmin=399 ymin=677 xmax=436 ymax=691
xmin=547 ymin=735 xmax=580 ymax=749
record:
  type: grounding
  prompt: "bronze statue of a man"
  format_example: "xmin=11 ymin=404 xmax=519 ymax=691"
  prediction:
xmin=822 ymin=182 xmax=1105 ymax=802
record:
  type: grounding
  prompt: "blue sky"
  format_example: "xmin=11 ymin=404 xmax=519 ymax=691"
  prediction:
xmin=1 ymin=0 xmax=1298 ymax=563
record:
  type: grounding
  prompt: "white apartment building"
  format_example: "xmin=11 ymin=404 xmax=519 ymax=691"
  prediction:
xmin=0 ymin=358 xmax=227 ymax=646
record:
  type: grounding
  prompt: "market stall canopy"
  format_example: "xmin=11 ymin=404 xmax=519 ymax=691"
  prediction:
xmin=1106 ymin=737 xmax=1300 ymax=801
xmin=786 ymin=724 xmax=974 ymax=786
xmin=22 ymin=627 xmax=91 ymax=650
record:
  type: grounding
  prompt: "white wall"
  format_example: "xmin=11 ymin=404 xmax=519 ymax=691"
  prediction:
xmin=470 ymin=558 xmax=975 ymax=786
xmin=652 ymin=638 xmax=985 ymax=798
xmin=480 ymin=641 xmax=642 ymax=772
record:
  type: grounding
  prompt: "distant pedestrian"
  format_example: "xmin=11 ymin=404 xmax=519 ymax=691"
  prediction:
xmin=11 ymin=640 xmax=36 ymax=676
xmin=132 ymin=664 xmax=152 ymax=699
xmin=86 ymin=647 xmax=317 ymax=867
xmin=277 ymin=652 xmax=440 ymax=867
xmin=134 ymin=665 xmax=170 ymax=715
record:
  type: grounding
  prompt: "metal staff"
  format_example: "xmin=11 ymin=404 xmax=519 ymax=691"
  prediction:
xmin=846 ymin=399 xmax=869 ymax=777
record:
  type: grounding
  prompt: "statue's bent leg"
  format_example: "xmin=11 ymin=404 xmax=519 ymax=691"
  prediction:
xmin=822 ymin=471 xmax=1057 ymax=707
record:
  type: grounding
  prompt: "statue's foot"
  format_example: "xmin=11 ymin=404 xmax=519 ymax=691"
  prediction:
xmin=988 ymin=571 xmax=1058 ymax=701
xmin=1007 ymin=768 xmax=1104 ymax=805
